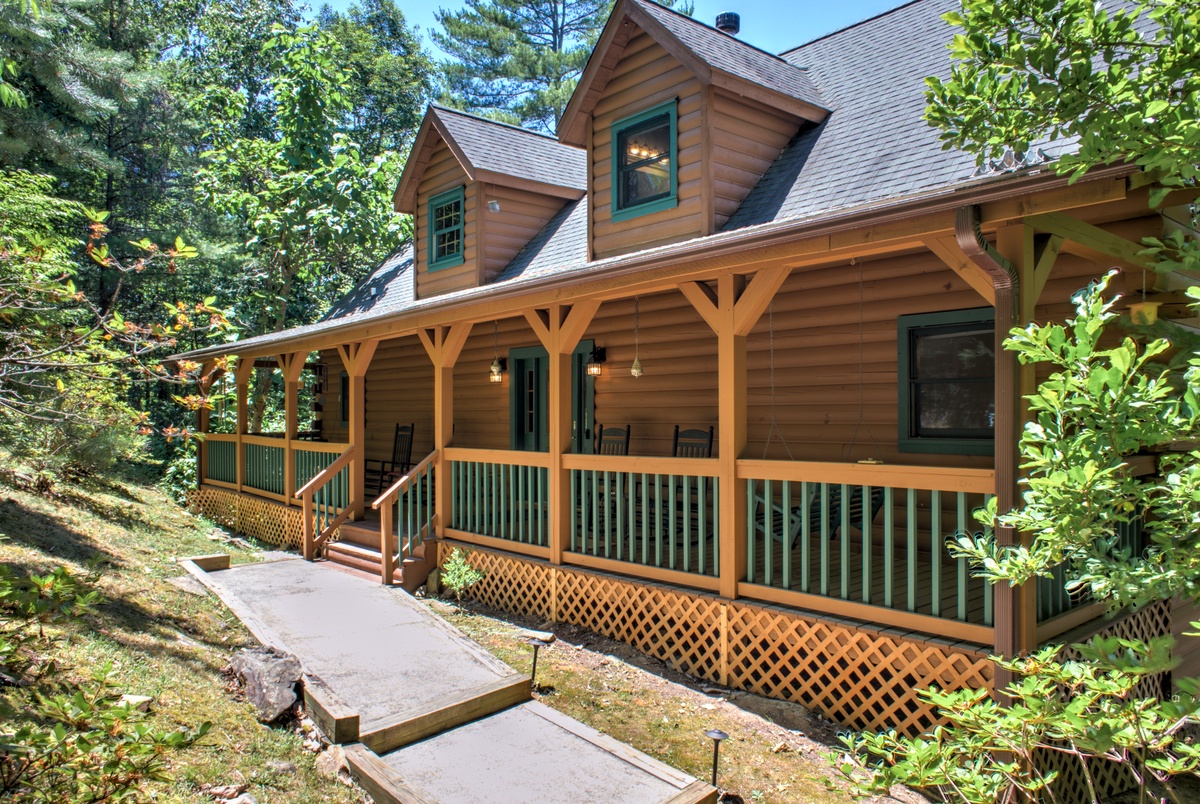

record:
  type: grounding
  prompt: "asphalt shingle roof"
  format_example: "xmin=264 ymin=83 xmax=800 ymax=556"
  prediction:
xmin=633 ymin=0 xmax=826 ymax=112
xmin=433 ymin=105 xmax=586 ymax=191
xmin=179 ymin=0 xmax=1089 ymax=360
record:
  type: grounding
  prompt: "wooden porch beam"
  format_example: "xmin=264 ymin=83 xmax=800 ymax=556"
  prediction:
xmin=1031 ymin=234 xmax=1065 ymax=305
xmin=523 ymin=309 xmax=552 ymax=350
xmin=1026 ymin=211 xmax=1153 ymax=269
xmin=733 ymin=265 xmax=791 ymax=336
xmin=677 ymin=281 xmax=720 ymax=334
xmin=923 ymin=236 xmax=998 ymax=305
xmin=716 ymin=274 xmax=747 ymax=600
xmin=556 ymin=300 xmax=601 ymax=354
xmin=335 ymin=340 xmax=379 ymax=519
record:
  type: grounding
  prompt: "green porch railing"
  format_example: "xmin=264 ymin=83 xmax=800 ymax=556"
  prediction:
xmin=395 ymin=459 xmax=435 ymax=552
xmin=294 ymin=447 xmax=340 ymax=492
xmin=244 ymin=440 xmax=285 ymax=495
xmin=745 ymin=477 xmax=994 ymax=627
xmin=450 ymin=459 xmax=548 ymax=546
xmin=570 ymin=468 xmax=720 ymax=578
xmin=1037 ymin=517 xmax=1144 ymax=622
xmin=206 ymin=439 xmax=237 ymax=484
xmin=311 ymin=460 xmax=350 ymax=531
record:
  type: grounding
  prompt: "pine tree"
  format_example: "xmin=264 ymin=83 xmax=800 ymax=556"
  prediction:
xmin=434 ymin=0 xmax=691 ymax=134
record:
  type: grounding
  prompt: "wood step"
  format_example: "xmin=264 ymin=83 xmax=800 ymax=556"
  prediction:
xmin=337 ymin=520 xmax=382 ymax=549
xmin=325 ymin=541 xmax=392 ymax=579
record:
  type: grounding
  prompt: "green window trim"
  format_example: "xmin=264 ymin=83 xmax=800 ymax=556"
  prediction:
xmin=897 ymin=307 xmax=995 ymax=456
xmin=428 ymin=186 xmax=465 ymax=271
xmin=610 ymin=100 xmax=678 ymax=223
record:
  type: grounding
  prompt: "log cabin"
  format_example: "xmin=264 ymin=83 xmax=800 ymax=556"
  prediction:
xmin=176 ymin=0 xmax=1198 ymax=740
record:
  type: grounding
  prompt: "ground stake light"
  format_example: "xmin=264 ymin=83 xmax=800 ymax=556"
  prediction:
xmin=526 ymin=637 xmax=550 ymax=691
xmin=705 ymin=728 xmax=728 ymax=788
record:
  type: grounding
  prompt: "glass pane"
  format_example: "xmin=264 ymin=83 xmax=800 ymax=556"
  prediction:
xmin=618 ymin=115 xmax=671 ymax=208
xmin=915 ymin=381 xmax=995 ymax=434
xmin=621 ymin=159 xmax=671 ymax=205
xmin=915 ymin=328 xmax=992 ymax=379
xmin=435 ymin=229 xmax=460 ymax=261
xmin=434 ymin=200 xmax=461 ymax=232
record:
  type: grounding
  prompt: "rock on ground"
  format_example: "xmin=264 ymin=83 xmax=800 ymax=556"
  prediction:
xmin=228 ymin=647 xmax=302 ymax=723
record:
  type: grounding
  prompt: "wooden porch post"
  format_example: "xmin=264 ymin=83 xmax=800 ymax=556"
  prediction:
xmin=195 ymin=360 xmax=222 ymax=486
xmin=681 ymin=266 xmax=791 ymax=599
xmin=279 ymin=352 xmax=306 ymax=505
xmin=417 ymin=325 xmax=472 ymax=541
xmin=234 ymin=356 xmax=254 ymax=493
xmin=526 ymin=302 xmax=601 ymax=565
xmin=336 ymin=340 xmax=379 ymax=520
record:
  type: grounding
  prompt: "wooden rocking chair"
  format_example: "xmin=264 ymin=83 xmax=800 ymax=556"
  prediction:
xmin=754 ymin=483 xmax=886 ymax=548
xmin=364 ymin=423 xmax=414 ymax=498
xmin=595 ymin=423 xmax=631 ymax=455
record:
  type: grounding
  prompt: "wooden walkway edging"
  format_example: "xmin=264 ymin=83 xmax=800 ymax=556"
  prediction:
xmin=180 ymin=556 xmax=716 ymax=804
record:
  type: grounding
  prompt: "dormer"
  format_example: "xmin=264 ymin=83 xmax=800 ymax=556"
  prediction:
xmin=394 ymin=105 xmax=586 ymax=298
xmin=558 ymin=0 xmax=830 ymax=261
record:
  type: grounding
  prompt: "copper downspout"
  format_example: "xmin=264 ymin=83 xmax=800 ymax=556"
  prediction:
xmin=954 ymin=205 xmax=1021 ymax=696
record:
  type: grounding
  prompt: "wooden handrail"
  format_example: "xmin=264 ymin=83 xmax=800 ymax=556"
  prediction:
xmin=562 ymin=453 xmax=719 ymax=474
xmin=289 ymin=439 xmax=350 ymax=454
xmin=295 ymin=446 xmax=354 ymax=499
xmin=736 ymin=458 xmax=995 ymax=494
xmin=442 ymin=446 xmax=553 ymax=469
xmin=372 ymin=450 xmax=438 ymax=510
xmin=203 ymin=432 xmax=239 ymax=442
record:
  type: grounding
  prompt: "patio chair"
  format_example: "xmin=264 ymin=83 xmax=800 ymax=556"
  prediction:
xmin=595 ymin=423 xmax=631 ymax=455
xmin=754 ymin=483 xmax=886 ymax=548
xmin=365 ymin=422 xmax=415 ymax=498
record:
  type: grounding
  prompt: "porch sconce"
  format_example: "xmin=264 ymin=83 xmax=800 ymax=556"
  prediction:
xmin=488 ymin=200 xmax=501 ymax=213
xmin=489 ymin=356 xmax=507 ymax=383
xmin=586 ymin=347 xmax=606 ymax=377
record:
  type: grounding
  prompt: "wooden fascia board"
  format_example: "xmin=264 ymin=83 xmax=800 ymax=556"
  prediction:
xmin=709 ymin=70 xmax=829 ymax=124
xmin=558 ymin=2 xmax=637 ymax=145
xmin=473 ymin=168 xmax=585 ymax=201
xmin=194 ymin=170 xmax=1134 ymax=361
xmin=428 ymin=111 xmax=478 ymax=183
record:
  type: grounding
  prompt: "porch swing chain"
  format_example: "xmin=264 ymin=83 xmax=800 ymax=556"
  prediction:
xmin=762 ymin=301 xmax=794 ymax=460
xmin=846 ymin=257 xmax=884 ymax=464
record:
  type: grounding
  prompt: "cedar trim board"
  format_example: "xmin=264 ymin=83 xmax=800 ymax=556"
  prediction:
xmin=179 ymin=556 xmax=522 ymax=741
xmin=345 ymin=702 xmax=717 ymax=804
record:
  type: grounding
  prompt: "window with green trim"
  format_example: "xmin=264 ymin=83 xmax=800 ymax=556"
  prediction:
xmin=611 ymin=101 xmax=677 ymax=221
xmin=897 ymin=308 xmax=995 ymax=455
xmin=339 ymin=371 xmax=350 ymax=427
xmin=428 ymin=187 xmax=464 ymax=270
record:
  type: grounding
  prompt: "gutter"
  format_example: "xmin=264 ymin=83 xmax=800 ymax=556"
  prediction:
xmin=954 ymin=205 xmax=1021 ymax=687
xmin=173 ymin=162 xmax=1136 ymax=363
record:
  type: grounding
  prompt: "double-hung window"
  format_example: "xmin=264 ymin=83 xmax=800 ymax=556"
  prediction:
xmin=428 ymin=187 xmax=464 ymax=270
xmin=611 ymin=100 xmax=677 ymax=221
xmin=897 ymin=308 xmax=995 ymax=455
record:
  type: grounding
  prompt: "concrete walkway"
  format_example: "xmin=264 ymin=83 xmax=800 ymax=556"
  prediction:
xmin=187 ymin=556 xmax=715 ymax=804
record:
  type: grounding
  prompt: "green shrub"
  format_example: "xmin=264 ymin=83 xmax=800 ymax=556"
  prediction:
xmin=441 ymin=548 xmax=485 ymax=603
xmin=0 ymin=558 xmax=210 ymax=801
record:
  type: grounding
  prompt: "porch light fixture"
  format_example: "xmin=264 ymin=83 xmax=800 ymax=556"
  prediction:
xmin=631 ymin=296 xmax=644 ymax=377
xmin=705 ymin=728 xmax=728 ymax=788
xmin=586 ymin=347 xmax=606 ymax=376
xmin=489 ymin=320 xmax=506 ymax=383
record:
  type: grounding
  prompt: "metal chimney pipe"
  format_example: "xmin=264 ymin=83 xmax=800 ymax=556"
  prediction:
xmin=715 ymin=12 xmax=740 ymax=35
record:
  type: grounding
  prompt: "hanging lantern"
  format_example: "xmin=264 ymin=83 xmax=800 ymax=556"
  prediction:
xmin=1130 ymin=300 xmax=1160 ymax=325
xmin=586 ymin=347 xmax=606 ymax=376
xmin=631 ymin=297 xmax=643 ymax=378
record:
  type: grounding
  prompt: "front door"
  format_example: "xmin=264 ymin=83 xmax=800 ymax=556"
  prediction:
xmin=510 ymin=341 xmax=594 ymax=453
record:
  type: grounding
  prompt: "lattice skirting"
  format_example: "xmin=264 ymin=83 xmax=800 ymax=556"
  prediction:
xmin=441 ymin=540 xmax=994 ymax=736
xmin=1037 ymin=601 xmax=1172 ymax=803
xmin=188 ymin=486 xmax=304 ymax=549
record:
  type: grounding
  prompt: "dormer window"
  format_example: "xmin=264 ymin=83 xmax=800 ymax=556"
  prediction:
xmin=611 ymin=100 xmax=677 ymax=221
xmin=429 ymin=187 xmax=465 ymax=270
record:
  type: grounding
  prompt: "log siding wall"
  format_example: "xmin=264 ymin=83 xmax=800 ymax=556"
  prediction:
xmin=710 ymin=91 xmax=802 ymax=230
xmin=480 ymin=183 xmax=568 ymax=283
xmin=415 ymin=138 xmax=478 ymax=298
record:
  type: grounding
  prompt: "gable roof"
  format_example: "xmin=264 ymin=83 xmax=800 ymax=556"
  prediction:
xmin=175 ymin=0 xmax=1135 ymax=364
xmin=394 ymin=105 xmax=586 ymax=213
xmin=558 ymin=0 xmax=829 ymax=145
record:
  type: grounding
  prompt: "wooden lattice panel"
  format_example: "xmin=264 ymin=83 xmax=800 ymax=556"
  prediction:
xmin=448 ymin=542 xmax=993 ymax=737
xmin=725 ymin=601 xmax=993 ymax=734
xmin=556 ymin=570 xmax=724 ymax=683
xmin=1039 ymin=600 xmax=1172 ymax=803
xmin=447 ymin=543 xmax=554 ymax=620
xmin=188 ymin=486 xmax=304 ymax=549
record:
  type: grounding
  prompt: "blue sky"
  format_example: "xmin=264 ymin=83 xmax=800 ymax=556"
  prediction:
xmin=310 ymin=0 xmax=906 ymax=57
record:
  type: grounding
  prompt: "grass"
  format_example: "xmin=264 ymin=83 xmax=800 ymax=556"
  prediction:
xmin=437 ymin=600 xmax=873 ymax=804
xmin=0 ymin=458 xmax=364 ymax=804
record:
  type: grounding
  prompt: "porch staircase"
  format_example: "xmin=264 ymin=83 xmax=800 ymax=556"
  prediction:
xmin=323 ymin=514 xmax=436 ymax=593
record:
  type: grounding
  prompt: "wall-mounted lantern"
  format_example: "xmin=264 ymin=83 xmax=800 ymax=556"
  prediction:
xmin=586 ymin=347 xmax=606 ymax=377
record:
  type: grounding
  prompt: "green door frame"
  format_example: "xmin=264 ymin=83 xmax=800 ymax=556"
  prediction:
xmin=509 ymin=341 xmax=594 ymax=453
